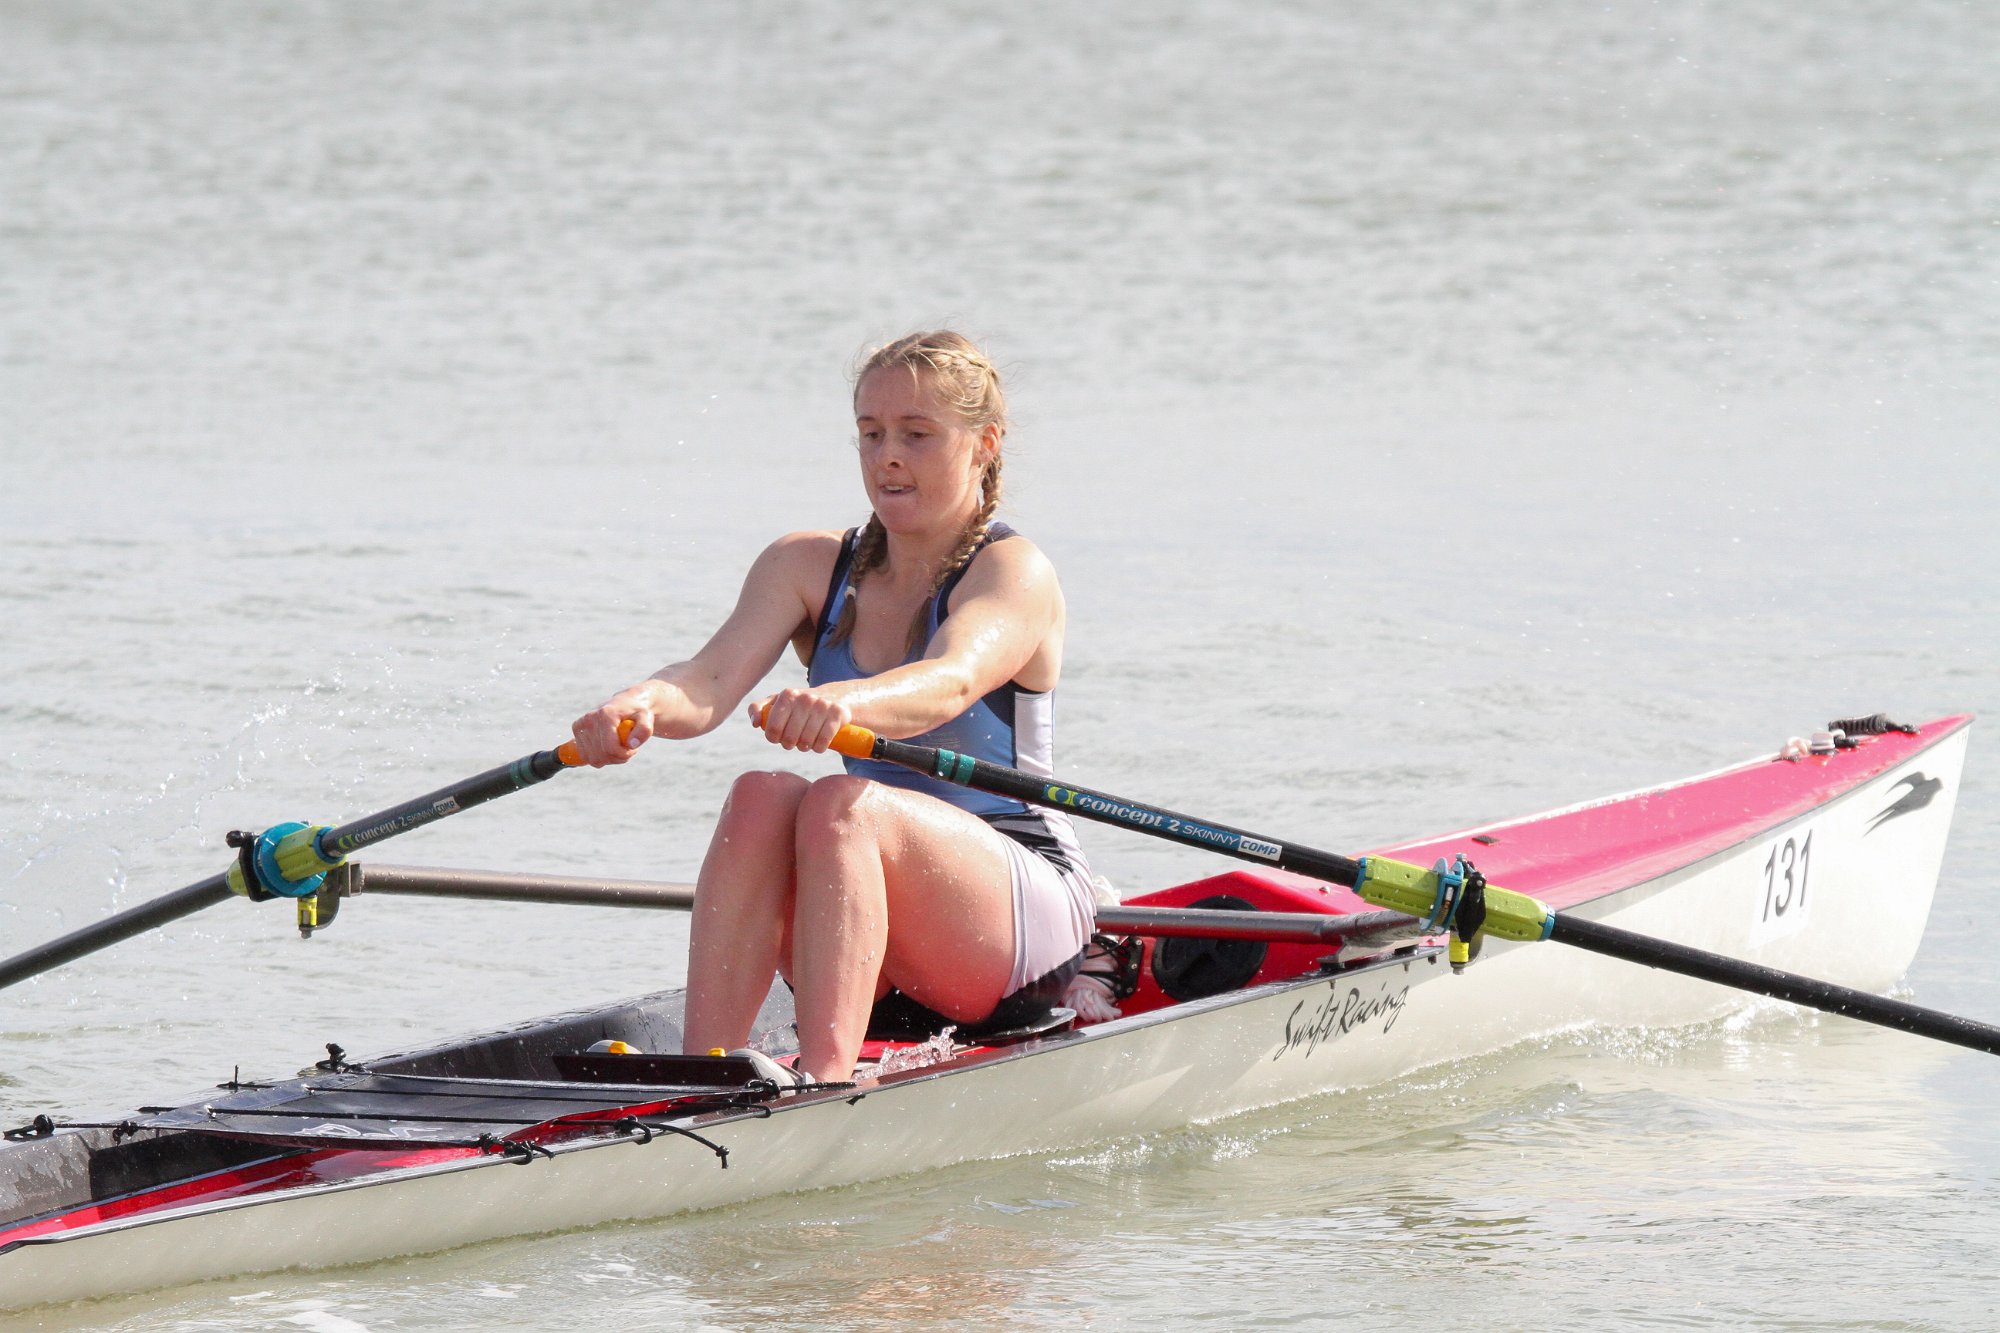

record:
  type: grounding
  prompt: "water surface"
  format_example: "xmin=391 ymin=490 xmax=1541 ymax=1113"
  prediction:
xmin=3 ymin=2 xmax=1996 ymax=1328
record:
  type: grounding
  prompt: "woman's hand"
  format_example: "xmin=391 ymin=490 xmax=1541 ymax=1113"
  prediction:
xmin=750 ymin=687 xmax=854 ymax=752
xmin=570 ymin=687 xmax=657 ymax=767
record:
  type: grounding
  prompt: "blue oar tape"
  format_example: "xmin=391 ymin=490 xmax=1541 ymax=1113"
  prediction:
xmin=931 ymin=749 xmax=977 ymax=784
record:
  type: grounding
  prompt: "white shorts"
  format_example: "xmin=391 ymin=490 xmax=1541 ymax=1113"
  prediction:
xmin=995 ymin=834 xmax=1097 ymax=994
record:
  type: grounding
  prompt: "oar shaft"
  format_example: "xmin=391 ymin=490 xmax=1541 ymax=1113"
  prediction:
xmin=320 ymin=754 xmax=568 ymax=858
xmin=0 ymin=723 xmax=631 ymax=992
xmin=0 ymin=875 xmax=231 ymax=990
xmin=861 ymin=733 xmax=1364 ymax=886
xmin=317 ymin=721 xmax=627 ymax=858
xmin=1551 ymin=915 xmax=2000 ymax=1057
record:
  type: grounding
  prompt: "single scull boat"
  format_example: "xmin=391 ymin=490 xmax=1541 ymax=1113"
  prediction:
xmin=0 ymin=714 xmax=1974 ymax=1309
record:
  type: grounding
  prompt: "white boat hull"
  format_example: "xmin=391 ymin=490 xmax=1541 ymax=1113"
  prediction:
xmin=0 ymin=723 xmax=1969 ymax=1309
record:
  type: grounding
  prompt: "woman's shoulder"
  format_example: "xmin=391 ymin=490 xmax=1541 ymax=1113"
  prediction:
xmin=973 ymin=525 xmax=1055 ymax=579
xmin=953 ymin=526 xmax=1060 ymax=607
xmin=754 ymin=528 xmax=848 ymax=572
xmin=762 ymin=528 xmax=848 ymax=561
xmin=741 ymin=529 xmax=847 ymax=601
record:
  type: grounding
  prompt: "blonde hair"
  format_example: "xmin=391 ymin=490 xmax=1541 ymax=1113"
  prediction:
xmin=831 ymin=330 xmax=1006 ymax=655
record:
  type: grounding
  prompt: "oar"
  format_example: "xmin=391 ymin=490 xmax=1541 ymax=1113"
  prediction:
xmin=0 ymin=724 xmax=631 ymax=992
xmin=823 ymin=724 xmax=2000 ymax=1058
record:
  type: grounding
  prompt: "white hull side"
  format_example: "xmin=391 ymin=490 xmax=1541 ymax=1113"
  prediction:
xmin=1408 ymin=724 xmax=1969 ymax=1045
xmin=1 ymin=952 xmax=1444 ymax=1308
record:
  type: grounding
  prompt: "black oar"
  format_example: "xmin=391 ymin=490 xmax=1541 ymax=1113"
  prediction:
xmin=0 ymin=724 xmax=629 ymax=992
xmin=824 ymin=724 xmax=2000 ymax=1058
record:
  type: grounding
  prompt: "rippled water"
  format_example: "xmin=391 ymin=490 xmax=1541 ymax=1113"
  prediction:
xmin=4 ymin=2 xmax=1997 ymax=1328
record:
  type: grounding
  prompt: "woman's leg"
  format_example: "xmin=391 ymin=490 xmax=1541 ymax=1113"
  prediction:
xmin=788 ymin=775 xmax=1020 ymax=1081
xmin=681 ymin=770 xmax=811 ymax=1056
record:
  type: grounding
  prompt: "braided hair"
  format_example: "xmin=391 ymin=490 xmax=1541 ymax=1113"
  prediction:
xmin=829 ymin=331 xmax=1007 ymax=656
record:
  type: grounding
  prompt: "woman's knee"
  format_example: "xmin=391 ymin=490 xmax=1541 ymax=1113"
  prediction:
xmin=794 ymin=774 xmax=882 ymax=854
xmin=716 ymin=769 xmax=811 ymax=832
xmin=698 ymin=772 xmax=809 ymax=914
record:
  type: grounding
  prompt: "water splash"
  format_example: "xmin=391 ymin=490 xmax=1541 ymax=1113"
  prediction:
xmin=873 ymin=1027 xmax=959 ymax=1076
xmin=749 ymin=1027 xmax=795 ymax=1057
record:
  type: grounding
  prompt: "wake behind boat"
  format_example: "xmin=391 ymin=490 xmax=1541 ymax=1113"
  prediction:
xmin=0 ymin=714 xmax=1973 ymax=1310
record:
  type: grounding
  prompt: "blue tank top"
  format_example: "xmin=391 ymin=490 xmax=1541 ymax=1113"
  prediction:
xmin=807 ymin=524 xmax=1088 ymax=874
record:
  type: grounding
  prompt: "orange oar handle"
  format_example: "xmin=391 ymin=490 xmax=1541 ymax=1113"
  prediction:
xmin=748 ymin=704 xmax=878 ymax=761
xmin=830 ymin=724 xmax=876 ymax=759
xmin=555 ymin=718 xmax=637 ymax=768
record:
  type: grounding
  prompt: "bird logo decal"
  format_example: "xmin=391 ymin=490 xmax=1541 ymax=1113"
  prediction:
xmin=1867 ymin=773 xmax=1942 ymax=834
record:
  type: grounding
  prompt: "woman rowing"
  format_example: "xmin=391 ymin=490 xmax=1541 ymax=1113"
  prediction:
xmin=569 ymin=331 xmax=1095 ymax=1084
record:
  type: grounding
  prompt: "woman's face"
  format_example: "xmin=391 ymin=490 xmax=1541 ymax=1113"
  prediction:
xmin=854 ymin=367 xmax=995 ymax=538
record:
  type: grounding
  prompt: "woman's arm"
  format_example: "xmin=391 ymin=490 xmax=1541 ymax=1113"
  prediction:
xmin=570 ymin=531 xmax=838 ymax=765
xmin=755 ymin=537 xmax=1064 ymax=751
